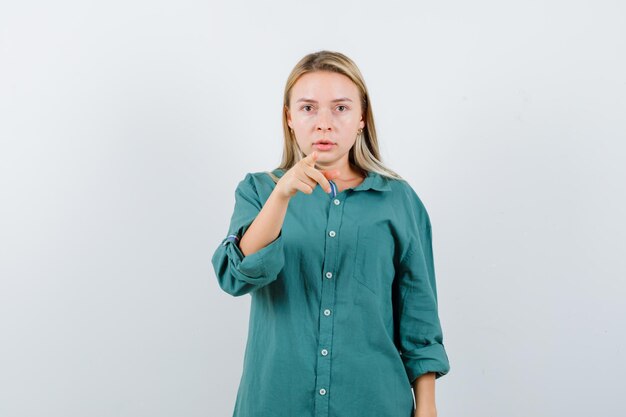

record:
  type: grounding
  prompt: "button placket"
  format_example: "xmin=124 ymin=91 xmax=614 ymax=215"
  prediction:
xmin=314 ymin=195 xmax=344 ymax=417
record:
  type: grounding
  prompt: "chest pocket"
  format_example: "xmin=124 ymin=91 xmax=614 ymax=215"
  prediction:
xmin=352 ymin=223 xmax=395 ymax=295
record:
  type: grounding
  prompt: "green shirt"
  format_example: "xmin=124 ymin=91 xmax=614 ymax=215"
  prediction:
xmin=211 ymin=168 xmax=450 ymax=417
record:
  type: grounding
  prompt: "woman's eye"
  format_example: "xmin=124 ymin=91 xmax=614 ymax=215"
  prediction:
xmin=337 ymin=105 xmax=347 ymax=112
xmin=302 ymin=105 xmax=313 ymax=112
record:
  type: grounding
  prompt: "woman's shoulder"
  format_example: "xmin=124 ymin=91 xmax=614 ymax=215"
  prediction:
xmin=233 ymin=169 xmax=284 ymax=198
xmin=377 ymin=172 xmax=415 ymax=197
xmin=383 ymin=174 xmax=431 ymax=219
xmin=236 ymin=168 xmax=283 ymax=182
xmin=248 ymin=168 xmax=284 ymax=183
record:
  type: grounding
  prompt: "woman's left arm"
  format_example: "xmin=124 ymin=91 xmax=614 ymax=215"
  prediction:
xmin=413 ymin=372 xmax=437 ymax=417
xmin=395 ymin=185 xmax=450 ymax=416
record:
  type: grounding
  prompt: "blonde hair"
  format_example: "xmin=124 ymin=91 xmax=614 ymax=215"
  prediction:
xmin=265 ymin=50 xmax=404 ymax=183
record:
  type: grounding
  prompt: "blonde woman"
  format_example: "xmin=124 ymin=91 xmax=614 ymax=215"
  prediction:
xmin=212 ymin=50 xmax=450 ymax=417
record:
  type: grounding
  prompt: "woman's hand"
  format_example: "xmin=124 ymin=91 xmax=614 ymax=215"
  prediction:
xmin=274 ymin=151 xmax=341 ymax=199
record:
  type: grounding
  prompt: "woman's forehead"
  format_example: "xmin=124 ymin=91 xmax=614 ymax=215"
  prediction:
xmin=291 ymin=71 xmax=360 ymax=101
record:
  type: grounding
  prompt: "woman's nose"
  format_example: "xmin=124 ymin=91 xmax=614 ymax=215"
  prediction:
xmin=316 ymin=109 xmax=332 ymax=131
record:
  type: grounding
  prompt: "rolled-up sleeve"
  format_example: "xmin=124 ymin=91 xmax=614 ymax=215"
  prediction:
xmin=211 ymin=173 xmax=285 ymax=297
xmin=395 ymin=190 xmax=450 ymax=383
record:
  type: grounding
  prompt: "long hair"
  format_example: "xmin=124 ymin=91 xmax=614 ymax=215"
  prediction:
xmin=266 ymin=50 xmax=404 ymax=183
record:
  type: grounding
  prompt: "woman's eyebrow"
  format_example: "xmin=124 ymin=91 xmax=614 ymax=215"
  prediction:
xmin=295 ymin=97 xmax=353 ymax=103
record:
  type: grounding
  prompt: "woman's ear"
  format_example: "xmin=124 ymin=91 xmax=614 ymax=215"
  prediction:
xmin=285 ymin=106 xmax=292 ymax=128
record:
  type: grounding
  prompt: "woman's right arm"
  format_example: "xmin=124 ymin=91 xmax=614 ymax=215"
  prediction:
xmin=238 ymin=185 xmax=291 ymax=258
xmin=210 ymin=173 xmax=289 ymax=297
xmin=211 ymin=151 xmax=337 ymax=297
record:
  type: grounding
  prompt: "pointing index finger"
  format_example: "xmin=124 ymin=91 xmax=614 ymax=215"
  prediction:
xmin=302 ymin=151 xmax=318 ymax=167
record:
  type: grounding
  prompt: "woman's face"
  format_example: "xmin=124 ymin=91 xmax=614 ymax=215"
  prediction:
xmin=286 ymin=71 xmax=365 ymax=168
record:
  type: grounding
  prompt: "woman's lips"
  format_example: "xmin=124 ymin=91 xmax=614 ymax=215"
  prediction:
xmin=314 ymin=143 xmax=335 ymax=151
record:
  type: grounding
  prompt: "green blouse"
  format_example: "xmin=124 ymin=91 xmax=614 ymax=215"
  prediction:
xmin=211 ymin=168 xmax=450 ymax=417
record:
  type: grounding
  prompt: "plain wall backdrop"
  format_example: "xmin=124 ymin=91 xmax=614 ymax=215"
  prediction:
xmin=1 ymin=1 xmax=625 ymax=416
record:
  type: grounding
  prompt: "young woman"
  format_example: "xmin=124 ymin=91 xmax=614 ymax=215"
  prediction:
xmin=212 ymin=50 xmax=450 ymax=417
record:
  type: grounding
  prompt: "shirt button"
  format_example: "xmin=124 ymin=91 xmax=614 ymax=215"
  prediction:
xmin=319 ymin=388 xmax=327 ymax=395
xmin=325 ymin=272 xmax=333 ymax=279
xmin=328 ymin=230 xmax=336 ymax=237
xmin=333 ymin=199 xmax=340 ymax=205
xmin=323 ymin=309 xmax=331 ymax=316
xmin=321 ymin=349 xmax=328 ymax=356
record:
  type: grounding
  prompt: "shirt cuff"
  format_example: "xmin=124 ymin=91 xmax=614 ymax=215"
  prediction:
xmin=401 ymin=342 xmax=451 ymax=383
xmin=221 ymin=230 xmax=285 ymax=286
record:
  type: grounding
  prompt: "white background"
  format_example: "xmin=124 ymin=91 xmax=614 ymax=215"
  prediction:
xmin=1 ymin=1 xmax=625 ymax=416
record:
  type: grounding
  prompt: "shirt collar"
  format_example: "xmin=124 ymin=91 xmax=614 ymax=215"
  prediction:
xmin=271 ymin=168 xmax=391 ymax=192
